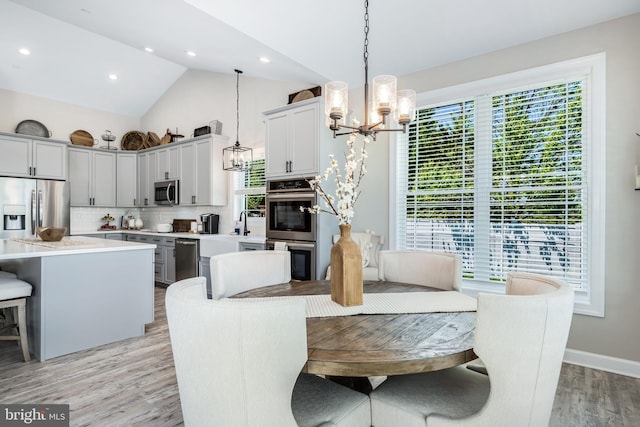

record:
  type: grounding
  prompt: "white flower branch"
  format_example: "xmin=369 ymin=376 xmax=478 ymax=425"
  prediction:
xmin=301 ymin=134 xmax=370 ymax=225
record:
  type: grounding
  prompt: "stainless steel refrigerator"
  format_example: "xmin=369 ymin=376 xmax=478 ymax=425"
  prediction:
xmin=0 ymin=177 xmax=70 ymax=239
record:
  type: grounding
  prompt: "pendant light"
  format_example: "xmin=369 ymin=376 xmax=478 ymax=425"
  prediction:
xmin=325 ymin=0 xmax=416 ymax=139
xmin=223 ymin=69 xmax=253 ymax=171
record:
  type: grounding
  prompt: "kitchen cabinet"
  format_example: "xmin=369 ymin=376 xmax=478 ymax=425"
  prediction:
xmin=136 ymin=152 xmax=156 ymax=207
xmin=157 ymin=145 xmax=180 ymax=180
xmin=117 ymin=152 xmax=137 ymax=207
xmin=68 ymin=147 xmax=116 ymax=207
xmin=148 ymin=235 xmax=176 ymax=284
xmin=0 ymin=133 xmax=67 ymax=180
xmin=264 ymin=98 xmax=320 ymax=178
xmin=179 ymin=135 xmax=227 ymax=206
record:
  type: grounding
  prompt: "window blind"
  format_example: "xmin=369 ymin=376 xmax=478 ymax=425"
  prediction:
xmin=397 ymin=79 xmax=589 ymax=291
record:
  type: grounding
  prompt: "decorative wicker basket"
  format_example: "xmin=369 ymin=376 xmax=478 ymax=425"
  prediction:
xmin=121 ymin=131 xmax=147 ymax=150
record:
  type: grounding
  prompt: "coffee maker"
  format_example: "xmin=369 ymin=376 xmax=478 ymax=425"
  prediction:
xmin=200 ymin=213 xmax=219 ymax=234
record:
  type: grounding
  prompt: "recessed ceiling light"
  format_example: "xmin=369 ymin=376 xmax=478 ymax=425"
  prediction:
xmin=80 ymin=8 xmax=91 ymax=14
xmin=18 ymin=48 xmax=30 ymax=56
xmin=108 ymin=74 xmax=118 ymax=80
xmin=186 ymin=50 xmax=197 ymax=57
xmin=144 ymin=46 xmax=154 ymax=53
xmin=259 ymin=56 xmax=271 ymax=63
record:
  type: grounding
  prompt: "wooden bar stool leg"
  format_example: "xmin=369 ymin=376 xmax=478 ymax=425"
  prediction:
xmin=16 ymin=299 xmax=30 ymax=362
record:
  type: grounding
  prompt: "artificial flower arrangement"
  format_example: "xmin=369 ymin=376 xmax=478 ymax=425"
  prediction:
xmin=300 ymin=133 xmax=370 ymax=224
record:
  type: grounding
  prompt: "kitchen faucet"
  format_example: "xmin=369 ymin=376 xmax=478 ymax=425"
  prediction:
xmin=239 ymin=211 xmax=250 ymax=236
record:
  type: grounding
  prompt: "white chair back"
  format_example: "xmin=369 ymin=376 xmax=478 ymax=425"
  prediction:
xmin=377 ymin=250 xmax=462 ymax=291
xmin=165 ymin=276 xmax=307 ymax=427
xmin=209 ymin=250 xmax=291 ymax=299
xmin=453 ymin=276 xmax=574 ymax=426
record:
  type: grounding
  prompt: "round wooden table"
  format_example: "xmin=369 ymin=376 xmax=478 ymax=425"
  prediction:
xmin=235 ymin=280 xmax=477 ymax=383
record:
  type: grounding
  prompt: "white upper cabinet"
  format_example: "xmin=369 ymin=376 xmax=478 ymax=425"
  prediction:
xmin=264 ymin=98 xmax=321 ymax=178
xmin=117 ymin=152 xmax=137 ymax=207
xmin=137 ymin=152 xmax=156 ymax=207
xmin=0 ymin=133 xmax=67 ymax=180
xmin=69 ymin=147 xmax=116 ymax=207
xmin=179 ymin=136 xmax=227 ymax=206
xmin=157 ymin=145 xmax=180 ymax=180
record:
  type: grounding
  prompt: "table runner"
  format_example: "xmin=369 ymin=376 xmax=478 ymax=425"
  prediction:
xmin=227 ymin=291 xmax=477 ymax=318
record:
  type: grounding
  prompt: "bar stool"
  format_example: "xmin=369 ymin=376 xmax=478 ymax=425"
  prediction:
xmin=0 ymin=276 xmax=33 ymax=362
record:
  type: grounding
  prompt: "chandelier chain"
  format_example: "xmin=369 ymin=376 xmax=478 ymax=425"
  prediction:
xmin=363 ymin=0 xmax=370 ymax=126
xmin=235 ymin=69 xmax=240 ymax=145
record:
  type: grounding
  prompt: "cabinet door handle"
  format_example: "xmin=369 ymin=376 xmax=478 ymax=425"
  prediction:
xmin=192 ymin=195 xmax=196 ymax=204
xmin=29 ymin=166 xmax=32 ymax=176
xmin=33 ymin=167 xmax=36 ymax=176
xmin=133 ymin=198 xmax=136 ymax=205
xmin=144 ymin=198 xmax=148 ymax=206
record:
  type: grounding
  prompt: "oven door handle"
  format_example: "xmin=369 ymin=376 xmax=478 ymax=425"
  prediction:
xmin=266 ymin=193 xmax=316 ymax=201
xmin=267 ymin=240 xmax=315 ymax=249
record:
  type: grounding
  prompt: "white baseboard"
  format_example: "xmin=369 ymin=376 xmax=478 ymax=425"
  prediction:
xmin=564 ymin=348 xmax=640 ymax=379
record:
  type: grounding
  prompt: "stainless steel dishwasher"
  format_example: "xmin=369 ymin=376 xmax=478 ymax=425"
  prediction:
xmin=175 ymin=238 xmax=200 ymax=281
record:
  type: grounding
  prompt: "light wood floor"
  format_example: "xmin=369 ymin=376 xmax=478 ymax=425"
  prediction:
xmin=1 ymin=286 xmax=638 ymax=426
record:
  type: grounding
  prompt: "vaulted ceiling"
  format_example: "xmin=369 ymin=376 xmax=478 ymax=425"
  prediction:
xmin=2 ymin=0 xmax=639 ymax=117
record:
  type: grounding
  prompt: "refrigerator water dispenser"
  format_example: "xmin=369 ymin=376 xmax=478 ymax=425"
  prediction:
xmin=3 ymin=205 xmax=26 ymax=231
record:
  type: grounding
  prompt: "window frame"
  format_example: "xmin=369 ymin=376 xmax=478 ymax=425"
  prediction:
xmin=233 ymin=154 xmax=266 ymax=221
xmin=390 ymin=53 xmax=606 ymax=316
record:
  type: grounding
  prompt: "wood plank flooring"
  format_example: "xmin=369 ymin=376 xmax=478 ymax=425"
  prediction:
xmin=0 ymin=286 xmax=638 ymax=426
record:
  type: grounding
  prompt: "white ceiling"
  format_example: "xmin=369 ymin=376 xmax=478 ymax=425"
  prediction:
xmin=2 ymin=0 xmax=639 ymax=117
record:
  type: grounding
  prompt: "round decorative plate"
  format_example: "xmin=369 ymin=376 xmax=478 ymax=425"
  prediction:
xmin=15 ymin=119 xmax=51 ymax=138
xmin=291 ymin=90 xmax=315 ymax=103
xmin=70 ymin=130 xmax=95 ymax=146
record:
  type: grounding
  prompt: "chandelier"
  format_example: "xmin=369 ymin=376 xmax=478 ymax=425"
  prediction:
xmin=223 ymin=69 xmax=253 ymax=171
xmin=325 ymin=0 xmax=416 ymax=139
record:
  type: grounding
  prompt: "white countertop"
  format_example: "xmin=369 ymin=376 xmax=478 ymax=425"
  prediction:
xmin=74 ymin=229 xmax=267 ymax=244
xmin=0 ymin=236 xmax=156 ymax=260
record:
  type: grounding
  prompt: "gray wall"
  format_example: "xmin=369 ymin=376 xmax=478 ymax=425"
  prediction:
xmin=353 ymin=13 xmax=640 ymax=362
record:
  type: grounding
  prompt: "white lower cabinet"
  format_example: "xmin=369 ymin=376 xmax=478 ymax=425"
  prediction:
xmin=147 ymin=235 xmax=176 ymax=284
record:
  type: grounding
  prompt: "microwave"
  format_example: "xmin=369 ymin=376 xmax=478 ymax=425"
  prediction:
xmin=154 ymin=180 xmax=179 ymax=206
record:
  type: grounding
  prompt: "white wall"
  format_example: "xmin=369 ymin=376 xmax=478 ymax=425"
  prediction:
xmin=355 ymin=13 xmax=640 ymax=363
xmin=0 ymin=89 xmax=139 ymax=147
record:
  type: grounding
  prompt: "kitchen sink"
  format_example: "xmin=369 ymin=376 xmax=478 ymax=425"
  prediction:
xmin=199 ymin=235 xmax=265 ymax=257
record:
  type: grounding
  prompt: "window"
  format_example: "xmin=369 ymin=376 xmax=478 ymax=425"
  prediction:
xmin=234 ymin=158 xmax=266 ymax=218
xmin=392 ymin=54 xmax=605 ymax=316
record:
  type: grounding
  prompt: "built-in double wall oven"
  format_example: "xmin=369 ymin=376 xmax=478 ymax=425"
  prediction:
xmin=265 ymin=178 xmax=316 ymax=281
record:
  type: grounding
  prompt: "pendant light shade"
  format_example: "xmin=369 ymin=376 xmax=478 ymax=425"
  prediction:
xmin=223 ymin=69 xmax=253 ymax=172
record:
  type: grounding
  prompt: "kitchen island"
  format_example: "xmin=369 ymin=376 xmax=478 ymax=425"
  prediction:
xmin=0 ymin=236 xmax=155 ymax=361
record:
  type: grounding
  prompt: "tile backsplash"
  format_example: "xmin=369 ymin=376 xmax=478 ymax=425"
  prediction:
xmin=70 ymin=205 xmax=265 ymax=236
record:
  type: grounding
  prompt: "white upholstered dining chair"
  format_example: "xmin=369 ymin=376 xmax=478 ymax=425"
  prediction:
xmin=369 ymin=272 xmax=574 ymax=427
xmin=377 ymin=250 xmax=462 ymax=291
xmin=209 ymin=250 xmax=291 ymax=299
xmin=166 ymin=277 xmax=371 ymax=427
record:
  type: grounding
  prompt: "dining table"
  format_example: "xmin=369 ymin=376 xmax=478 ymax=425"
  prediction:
xmin=234 ymin=280 xmax=477 ymax=393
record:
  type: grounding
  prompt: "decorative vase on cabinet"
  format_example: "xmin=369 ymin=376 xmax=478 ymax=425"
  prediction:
xmin=330 ymin=224 xmax=363 ymax=306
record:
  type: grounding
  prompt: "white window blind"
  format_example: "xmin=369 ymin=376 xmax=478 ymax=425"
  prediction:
xmin=397 ymin=79 xmax=593 ymax=294
xmin=234 ymin=158 xmax=266 ymax=217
